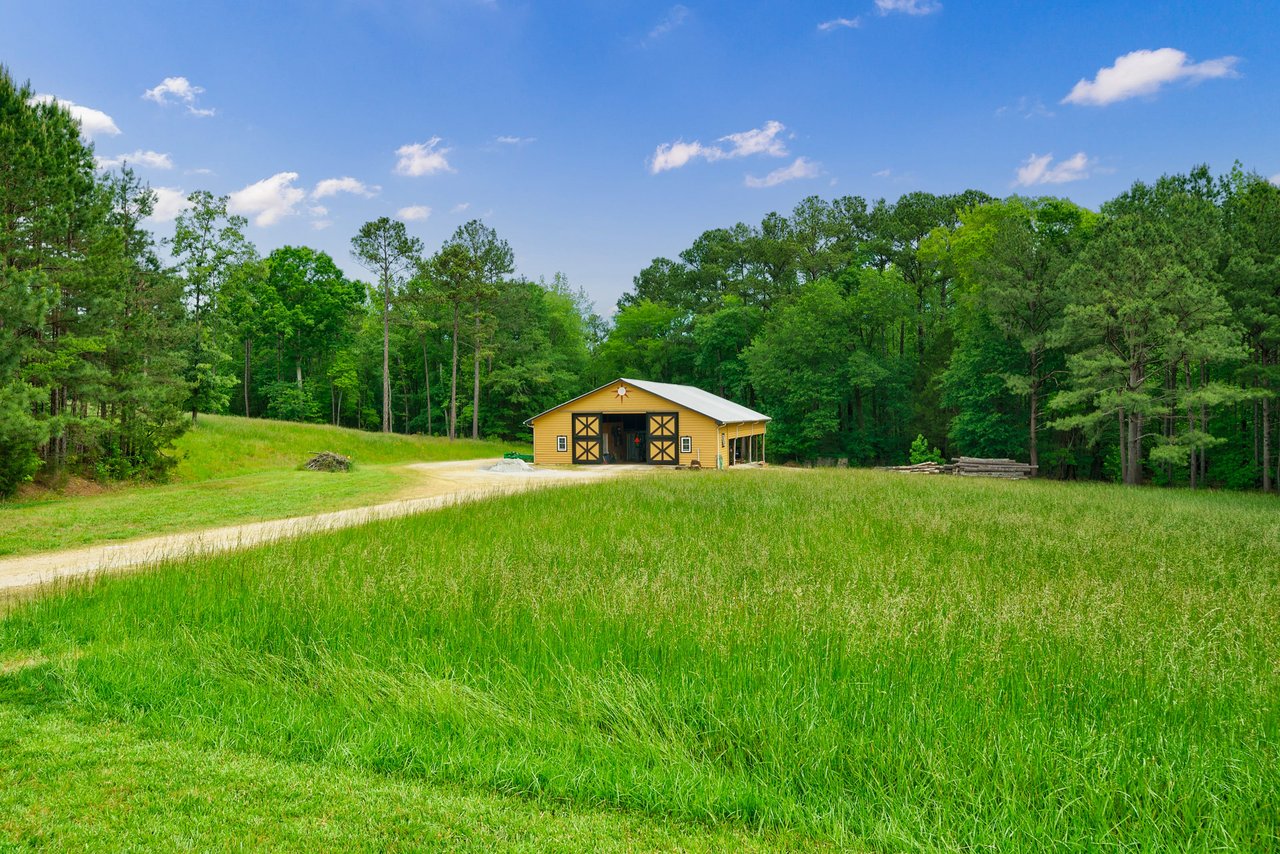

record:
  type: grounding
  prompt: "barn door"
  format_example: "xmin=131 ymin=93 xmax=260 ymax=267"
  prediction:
xmin=647 ymin=412 xmax=678 ymax=465
xmin=571 ymin=413 xmax=602 ymax=464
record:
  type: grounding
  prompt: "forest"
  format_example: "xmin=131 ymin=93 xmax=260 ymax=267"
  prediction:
xmin=3 ymin=65 xmax=1278 ymax=496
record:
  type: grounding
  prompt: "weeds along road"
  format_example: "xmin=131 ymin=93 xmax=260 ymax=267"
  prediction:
xmin=1 ymin=459 xmax=646 ymax=596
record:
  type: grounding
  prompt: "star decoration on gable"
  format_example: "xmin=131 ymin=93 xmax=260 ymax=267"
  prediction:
xmin=616 ymin=385 xmax=629 ymax=399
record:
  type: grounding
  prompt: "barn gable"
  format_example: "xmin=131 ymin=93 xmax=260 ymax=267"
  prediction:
xmin=527 ymin=379 xmax=768 ymax=467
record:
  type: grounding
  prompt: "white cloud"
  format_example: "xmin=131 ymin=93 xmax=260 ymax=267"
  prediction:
xmin=647 ymin=5 xmax=690 ymax=41
xmin=1015 ymin=152 xmax=1093 ymax=186
xmin=146 ymin=187 xmax=190 ymax=223
xmin=311 ymin=220 xmax=334 ymax=231
xmin=397 ymin=205 xmax=432 ymax=221
xmin=649 ymin=120 xmax=789 ymax=174
xmin=143 ymin=76 xmax=215 ymax=116
xmin=185 ymin=167 xmax=214 ymax=176
xmin=495 ymin=135 xmax=536 ymax=145
xmin=818 ymin=16 xmax=861 ymax=31
xmin=312 ymin=176 xmax=380 ymax=199
xmin=650 ymin=140 xmax=717 ymax=174
xmin=451 ymin=202 xmax=471 ymax=213
xmin=872 ymin=168 xmax=892 ymax=177
xmin=1063 ymin=48 xmax=1239 ymax=106
xmin=28 ymin=94 xmax=120 ymax=138
xmin=996 ymin=96 xmax=1054 ymax=119
xmin=745 ymin=157 xmax=821 ymax=188
xmin=395 ymin=138 xmax=454 ymax=176
xmin=307 ymin=205 xmax=329 ymax=217
xmin=95 ymin=149 xmax=173 ymax=170
xmin=719 ymin=120 xmax=788 ymax=158
xmin=875 ymin=0 xmax=941 ymax=15
xmin=228 ymin=172 xmax=306 ymax=226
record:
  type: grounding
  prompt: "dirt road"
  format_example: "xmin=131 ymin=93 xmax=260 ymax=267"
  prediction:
xmin=0 ymin=459 xmax=641 ymax=596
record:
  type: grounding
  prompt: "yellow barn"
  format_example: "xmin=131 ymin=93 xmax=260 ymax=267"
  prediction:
xmin=526 ymin=378 xmax=770 ymax=468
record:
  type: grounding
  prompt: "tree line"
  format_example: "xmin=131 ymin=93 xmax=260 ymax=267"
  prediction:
xmin=4 ymin=63 xmax=1278 ymax=496
xmin=602 ymin=169 xmax=1280 ymax=490
xmin=0 ymin=67 xmax=599 ymax=497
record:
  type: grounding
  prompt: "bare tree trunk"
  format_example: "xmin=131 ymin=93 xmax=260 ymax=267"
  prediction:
xmin=1186 ymin=359 xmax=1196 ymax=489
xmin=472 ymin=314 xmax=481 ymax=440
xmin=1127 ymin=412 xmax=1142 ymax=486
xmin=399 ymin=353 xmax=410 ymax=433
xmin=1264 ymin=383 xmax=1272 ymax=493
xmin=1199 ymin=361 xmax=1208 ymax=484
xmin=295 ymin=356 xmax=303 ymax=389
xmin=1028 ymin=386 xmax=1039 ymax=473
xmin=1252 ymin=350 xmax=1260 ymax=473
xmin=449 ymin=306 xmax=459 ymax=441
xmin=422 ymin=340 xmax=433 ymax=436
xmin=1166 ymin=362 xmax=1176 ymax=486
xmin=1118 ymin=407 xmax=1126 ymax=483
xmin=243 ymin=338 xmax=251 ymax=417
xmin=381 ymin=279 xmax=392 ymax=433
xmin=1124 ymin=362 xmax=1143 ymax=486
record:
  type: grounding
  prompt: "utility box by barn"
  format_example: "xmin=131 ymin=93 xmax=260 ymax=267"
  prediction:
xmin=526 ymin=378 xmax=769 ymax=468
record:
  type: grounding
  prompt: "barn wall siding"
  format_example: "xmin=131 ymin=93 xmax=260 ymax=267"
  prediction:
xmin=531 ymin=384 xmax=722 ymax=466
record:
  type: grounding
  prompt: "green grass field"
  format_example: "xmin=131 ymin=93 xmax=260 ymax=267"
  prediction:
xmin=168 ymin=414 xmax=524 ymax=482
xmin=0 ymin=415 xmax=524 ymax=557
xmin=2 ymin=470 xmax=1277 ymax=850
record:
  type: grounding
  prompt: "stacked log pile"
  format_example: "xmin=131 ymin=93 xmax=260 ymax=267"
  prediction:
xmin=881 ymin=458 xmax=1035 ymax=479
xmin=952 ymin=457 xmax=1035 ymax=479
xmin=880 ymin=461 xmax=955 ymax=475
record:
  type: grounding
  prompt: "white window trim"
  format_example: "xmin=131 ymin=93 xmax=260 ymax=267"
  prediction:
xmin=680 ymin=436 xmax=692 ymax=454
xmin=556 ymin=435 xmax=568 ymax=452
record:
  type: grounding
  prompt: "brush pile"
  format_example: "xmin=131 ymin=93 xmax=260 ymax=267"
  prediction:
xmin=306 ymin=451 xmax=352 ymax=472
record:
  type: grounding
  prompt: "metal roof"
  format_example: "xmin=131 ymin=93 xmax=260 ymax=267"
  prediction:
xmin=621 ymin=379 xmax=770 ymax=424
xmin=524 ymin=378 xmax=770 ymax=425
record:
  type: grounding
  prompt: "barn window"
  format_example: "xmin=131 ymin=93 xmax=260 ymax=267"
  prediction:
xmin=680 ymin=436 xmax=692 ymax=454
xmin=556 ymin=435 xmax=567 ymax=452
xmin=721 ymin=433 xmax=726 ymax=448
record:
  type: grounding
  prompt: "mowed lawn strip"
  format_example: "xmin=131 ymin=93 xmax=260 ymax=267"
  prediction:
xmin=2 ymin=469 xmax=1277 ymax=850
xmin=0 ymin=705 xmax=785 ymax=852
xmin=0 ymin=467 xmax=418 ymax=557
xmin=0 ymin=414 xmax=527 ymax=557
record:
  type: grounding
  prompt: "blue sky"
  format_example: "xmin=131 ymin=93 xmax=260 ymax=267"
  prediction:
xmin=3 ymin=0 xmax=1277 ymax=310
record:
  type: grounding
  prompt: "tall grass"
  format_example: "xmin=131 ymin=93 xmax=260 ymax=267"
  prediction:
xmin=171 ymin=414 xmax=524 ymax=482
xmin=3 ymin=470 xmax=1277 ymax=850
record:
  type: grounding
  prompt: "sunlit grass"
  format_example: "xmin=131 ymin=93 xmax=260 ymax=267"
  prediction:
xmin=0 ymin=467 xmax=419 ymax=557
xmin=170 ymin=414 xmax=525 ymax=482
xmin=3 ymin=470 xmax=1277 ymax=850
xmin=0 ymin=704 xmax=773 ymax=851
xmin=0 ymin=414 xmax=528 ymax=557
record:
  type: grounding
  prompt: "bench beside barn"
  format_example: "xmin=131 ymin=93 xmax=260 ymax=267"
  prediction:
xmin=525 ymin=378 xmax=769 ymax=468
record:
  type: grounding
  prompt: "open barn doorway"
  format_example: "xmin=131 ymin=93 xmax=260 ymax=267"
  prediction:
xmin=600 ymin=413 xmax=647 ymax=463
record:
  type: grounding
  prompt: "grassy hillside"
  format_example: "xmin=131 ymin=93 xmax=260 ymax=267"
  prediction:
xmin=3 ymin=470 xmax=1277 ymax=850
xmin=0 ymin=415 xmax=526 ymax=556
xmin=170 ymin=414 xmax=524 ymax=482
